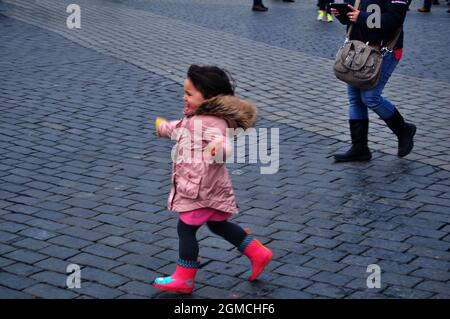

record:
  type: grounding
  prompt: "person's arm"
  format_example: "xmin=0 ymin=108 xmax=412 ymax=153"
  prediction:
xmin=156 ymin=117 xmax=181 ymax=138
xmin=354 ymin=0 xmax=408 ymax=32
xmin=332 ymin=0 xmax=355 ymax=25
xmin=332 ymin=8 xmax=350 ymax=25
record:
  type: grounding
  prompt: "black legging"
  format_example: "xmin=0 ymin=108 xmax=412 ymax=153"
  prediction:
xmin=177 ymin=219 xmax=247 ymax=262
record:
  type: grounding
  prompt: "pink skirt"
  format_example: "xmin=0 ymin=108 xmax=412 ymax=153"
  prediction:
xmin=179 ymin=207 xmax=232 ymax=226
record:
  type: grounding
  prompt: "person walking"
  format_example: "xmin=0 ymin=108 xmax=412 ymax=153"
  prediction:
xmin=332 ymin=0 xmax=416 ymax=162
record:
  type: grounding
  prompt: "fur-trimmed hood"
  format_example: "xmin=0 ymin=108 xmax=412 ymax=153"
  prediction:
xmin=193 ymin=96 xmax=257 ymax=130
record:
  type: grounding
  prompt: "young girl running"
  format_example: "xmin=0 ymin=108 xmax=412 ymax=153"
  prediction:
xmin=153 ymin=64 xmax=273 ymax=294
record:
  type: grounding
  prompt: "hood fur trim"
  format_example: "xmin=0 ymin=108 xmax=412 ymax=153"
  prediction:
xmin=194 ymin=96 xmax=257 ymax=130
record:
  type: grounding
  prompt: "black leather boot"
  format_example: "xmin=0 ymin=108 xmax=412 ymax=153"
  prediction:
xmin=252 ymin=1 xmax=268 ymax=12
xmin=383 ymin=109 xmax=416 ymax=158
xmin=334 ymin=119 xmax=372 ymax=162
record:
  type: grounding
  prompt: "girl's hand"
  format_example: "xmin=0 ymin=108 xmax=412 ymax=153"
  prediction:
xmin=155 ymin=117 xmax=167 ymax=137
xmin=331 ymin=8 xmax=339 ymax=16
xmin=346 ymin=4 xmax=360 ymax=23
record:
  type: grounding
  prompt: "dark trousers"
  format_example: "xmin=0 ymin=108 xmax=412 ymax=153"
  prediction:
xmin=423 ymin=0 xmax=432 ymax=9
xmin=318 ymin=0 xmax=334 ymax=14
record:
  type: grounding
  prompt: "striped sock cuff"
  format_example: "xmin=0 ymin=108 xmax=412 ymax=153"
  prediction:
xmin=238 ymin=235 xmax=254 ymax=252
xmin=177 ymin=258 xmax=200 ymax=269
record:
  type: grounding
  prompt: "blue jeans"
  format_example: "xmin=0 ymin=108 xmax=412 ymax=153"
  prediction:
xmin=348 ymin=52 xmax=399 ymax=120
xmin=423 ymin=0 xmax=432 ymax=10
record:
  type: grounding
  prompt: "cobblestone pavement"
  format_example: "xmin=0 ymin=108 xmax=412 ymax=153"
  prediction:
xmin=0 ymin=0 xmax=449 ymax=299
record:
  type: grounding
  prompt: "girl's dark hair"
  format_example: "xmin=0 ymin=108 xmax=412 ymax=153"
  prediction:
xmin=187 ymin=64 xmax=235 ymax=99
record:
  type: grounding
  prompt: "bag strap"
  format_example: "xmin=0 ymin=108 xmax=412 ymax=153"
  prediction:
xmin=346 ymin=0 xmax=402 ymax=52
xmin=384 ymin=27 xmax=402 ymax=51
xmin=346 ymin=0 xmax=361 ymax=41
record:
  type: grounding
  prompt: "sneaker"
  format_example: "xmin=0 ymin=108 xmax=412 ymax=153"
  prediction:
xmin=252 ymin=4 xmax=268 ymax=12
xmin=327 ymin=13 xmax=333 ymax=22
xmin=317 ymin=10 xmax=324 ymax=21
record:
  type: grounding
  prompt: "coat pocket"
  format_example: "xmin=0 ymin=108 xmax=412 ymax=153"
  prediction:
xmin=175 ymin=172 xmax=202 ymax=200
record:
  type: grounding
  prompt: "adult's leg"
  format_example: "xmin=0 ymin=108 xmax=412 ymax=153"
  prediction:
xmin=334 ymin=85 xmax=372 ymax=162
xmin=326 ymin=0 xmax=335 ymax=14
xmin=318 ymin=0 xmax=326 ymax=10
xmin=419 ymin=0 xmax=432 ymax=11
xmin=359 ymin=54 xmax=398 ymax=120
xmin=360 ymin=53 xmax=416 ymax=157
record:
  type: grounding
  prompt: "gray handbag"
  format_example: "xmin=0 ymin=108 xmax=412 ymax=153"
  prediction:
xmin=333 ymin=0 xmax=401 ymax=90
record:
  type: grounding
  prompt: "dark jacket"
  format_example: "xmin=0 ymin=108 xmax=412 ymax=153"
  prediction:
xmin=336 ymin=0 xmax=408 ymax=49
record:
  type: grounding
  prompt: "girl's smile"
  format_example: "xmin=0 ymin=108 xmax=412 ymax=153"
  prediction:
xmin=183 ymin=78 xmax=205 ymax=115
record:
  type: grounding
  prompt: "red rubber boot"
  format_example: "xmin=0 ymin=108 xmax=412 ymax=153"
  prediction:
xmin=153 ymin=261 xmax=198 ymax=294
xmin=241 ymin=238 xmax=273 ymax=281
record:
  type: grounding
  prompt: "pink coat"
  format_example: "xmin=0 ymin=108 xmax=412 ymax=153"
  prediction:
xmin=157 ymin=96 xmax=257 ymax=214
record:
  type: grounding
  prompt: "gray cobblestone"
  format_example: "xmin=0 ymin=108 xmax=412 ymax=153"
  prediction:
xmin=415 ymin=281 xmax=450 ymax=296
xmin=35 ymin=257 xmax=70 ymax=274
xmin=31 ymin=271 xmax=67 ymax=288
xmin=274 ymin=264 xmax=319 ymax=279
xmin=0 ymin=286 xmax=33 ymax=299
xmin=48 ymin=235 xmax=92 ymax=250
xmin=118 ymin=281 xmax=159 ymax=298
xmin=3 ymin=249 xmax=48 ymax=265
xmin=38 ymin=245 xmax=80 ymax=260
xmin=77 ymin=282 xmax=124 ymax=299
xmin=69 ymin=253 xmax=123 ymax=271
xmin=82 ymin=244 xmax=128 ymax=260
xmin=410 ymin=257 xmax=450 ymax=271
xmin=383 ymin=286 xmax=434 ymax=299
xmin=411 ymin=269 xmax=450 ymax=282
xmin=24 ymin=284 xmax=78 ymax=299
xmin=304 ymin=282 xmax=350 ymax=299
xmin=117 ymin=253 xmax=169 ymax=270
xmin=3 ymin=263 xmax=41 ymax=276
xmin=362 ymin=248 xmax=416 ymax=264
xmin=0 ymin=272 xmax=38 ymax=290
xmin=112 ymin=264 xmax=156 ymax=282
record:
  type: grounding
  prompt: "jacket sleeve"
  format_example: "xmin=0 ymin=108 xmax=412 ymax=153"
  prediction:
xmin=356 ymin=0 xmax=408 ymax=33
xmin=157 ymin=120 xmax=181 ymax=139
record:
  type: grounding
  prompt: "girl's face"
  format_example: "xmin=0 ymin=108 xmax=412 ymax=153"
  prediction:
xmin=183 ymin=78 xmax=205 ymax=115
